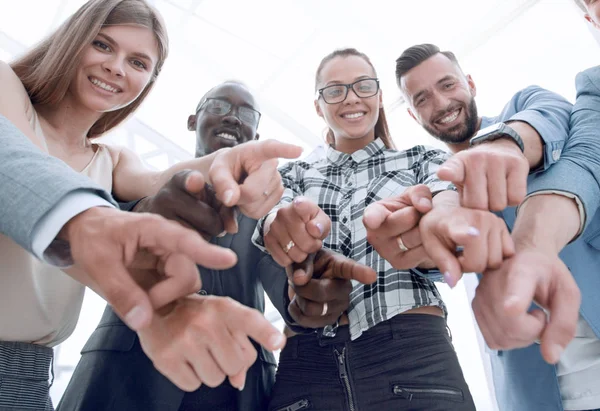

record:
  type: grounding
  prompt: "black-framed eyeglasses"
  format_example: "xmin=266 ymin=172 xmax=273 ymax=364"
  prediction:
xmin=317 ymin=78 xmax=380 ymax=104
xmin=196 ymin=98 xmax=261 ymax=127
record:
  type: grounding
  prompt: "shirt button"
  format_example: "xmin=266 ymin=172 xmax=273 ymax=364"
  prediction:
xmin=198 ymin=289 xmax=208 ymax=295
xmin=552 ymin=149 xmax=561 ymax=161
xmin=342 ymin=217 xmax=348 ymax=223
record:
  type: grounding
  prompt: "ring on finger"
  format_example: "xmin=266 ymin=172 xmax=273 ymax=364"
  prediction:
xmin=397 ymin=234 xmax=409 ymax=252
xmin=321 ymin=302 xmax=328 ymax=316
xmin=283 ymin=240 xmax=295 ymax=254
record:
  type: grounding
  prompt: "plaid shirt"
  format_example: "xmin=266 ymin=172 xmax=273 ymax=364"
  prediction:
xmin=253 ymin=139 xmax=453 ymax=340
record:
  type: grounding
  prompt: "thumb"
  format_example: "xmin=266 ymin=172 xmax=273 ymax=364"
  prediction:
xmin=502 ymin=263 xmax=538 ymax=318
xmin=184 ymin=170 xmax=207 ymax=195
xmin=362 ymin=203 xmax=392 ymax=230
xmin=288 ymin=253 xmax=316 ymax=286
xmin=102 ymin=263 xmax=154 ymax=331
xmin=407 ymin=184 xmax=433 ymax=214
xmin=437 ymin=157 xmax=466 ymax=185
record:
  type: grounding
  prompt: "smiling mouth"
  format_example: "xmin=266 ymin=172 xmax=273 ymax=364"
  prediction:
xmin=436 ymin=109 xmax=461 ymax=125
xmin=88 ymin=76 xmax=122 ymax=93
xmin=215 ymin=132 xmax=238 ymax=142
xmin=341 ymin=112 xmax=366 ymax=119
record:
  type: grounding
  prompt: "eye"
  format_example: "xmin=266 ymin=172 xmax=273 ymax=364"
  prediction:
xmin=415 ymin=97 xmax=427 ymax=106
xmin=131 ymin=59 xmax=147 ymax=70
xmin=443 ymin=82 xmax=455 ymax=89
xmin=93 ymin=40 xmax=111 ymax=52
xmin=325 ymin=87 xmax=343 ymax=97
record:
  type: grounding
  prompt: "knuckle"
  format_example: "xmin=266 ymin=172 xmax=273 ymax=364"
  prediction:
xmin=204 ymin=372 xmax=226 ymax=388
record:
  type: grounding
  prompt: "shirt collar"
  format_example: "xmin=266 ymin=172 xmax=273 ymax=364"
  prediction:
xmin=326 ymin=138 xmax=386 ymax=166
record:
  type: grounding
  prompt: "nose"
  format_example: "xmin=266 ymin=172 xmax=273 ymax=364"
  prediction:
xmin=432 ymin=91 xmax=451 ymax=111
xmin=344 ymin=86 xmax=361 ymax=104
xmin=222 ymin=109 xmax=242 ymax=126
xmin=101 ymin=56 xmax=125 ymax=78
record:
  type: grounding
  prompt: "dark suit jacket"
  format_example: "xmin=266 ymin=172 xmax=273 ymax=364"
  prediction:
xmin=57 ymin=214 xmax=288 ymax=411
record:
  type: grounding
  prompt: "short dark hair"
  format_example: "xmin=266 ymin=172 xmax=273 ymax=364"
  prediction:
xmin=194 ymin=80 xmax=252 ymax=113
xmin=395 ymin=44 xmax=461 ymax=88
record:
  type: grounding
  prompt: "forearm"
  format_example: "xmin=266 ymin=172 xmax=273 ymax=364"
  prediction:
xmin=505 ymin=121 xmax=543 ymax=170
xmin=157 ymin=151 xmax=220 ymax=189
xmin=512 ymin=194 xmax=580 ymax=254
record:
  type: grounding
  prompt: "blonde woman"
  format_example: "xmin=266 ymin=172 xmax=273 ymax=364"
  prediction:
xmin=0 ymin=0 xmax=297 ymax=408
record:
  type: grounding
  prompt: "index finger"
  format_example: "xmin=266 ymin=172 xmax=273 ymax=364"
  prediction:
xmin=325 ymin=253 xmax=377 ymax=284
xmin=233 ymin=307 xmax=287 ymax=352
xmin=137 ymin=215 xmax=238 ymax=270
xmin=539 ymin=275 xmax=581 ymax=364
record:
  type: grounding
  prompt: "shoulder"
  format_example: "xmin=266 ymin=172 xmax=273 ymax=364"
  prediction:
xmin=0 ymin=61 xmax=34 ymax=118
xmin=278 ymin=158 xmax=319 ymax=175
xmin=103 ymin=144 xmax=141 ymax=168
xmin=510 ymin=85 xmax=568 ymax=102
xmin=576 ymin=66 xmax=600 ymax=94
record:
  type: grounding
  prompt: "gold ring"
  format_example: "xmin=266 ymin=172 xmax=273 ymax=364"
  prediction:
xmin=397 ymin=235 xmax=409 ymax=252
xmin=283 ymin=240 xmax=295 ymax=254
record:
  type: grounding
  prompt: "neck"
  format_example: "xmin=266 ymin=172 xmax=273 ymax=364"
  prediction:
xmin=334 ymin=131 xmax=376 ymax=154
xmin=445 ymin=116 xmax=482 ymax=154
xmin=35 ymin=92 xmax=103 ymax=148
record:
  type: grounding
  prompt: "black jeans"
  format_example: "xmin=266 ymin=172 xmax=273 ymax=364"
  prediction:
xmin=269 ymin=314 xmax=475 ymax=411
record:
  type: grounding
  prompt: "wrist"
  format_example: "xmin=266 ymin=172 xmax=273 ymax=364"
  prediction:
xmin=487 ymin=137 xmax=526 ymax=154
xmin=59 ymin=207 xmax=102 ymax=242
xmin=132 ymin=197 xmax=150 ymax=213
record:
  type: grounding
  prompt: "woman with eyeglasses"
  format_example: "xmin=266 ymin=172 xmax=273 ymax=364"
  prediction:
xmin=252 ymin=48 xmax=479 ymax=410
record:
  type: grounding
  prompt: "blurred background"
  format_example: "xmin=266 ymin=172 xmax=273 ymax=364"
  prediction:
xmin=1 ymin=1 xmax=598 ymax=409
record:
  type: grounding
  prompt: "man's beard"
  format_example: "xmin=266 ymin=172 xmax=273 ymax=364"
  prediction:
xmin=423 ymin=98 xmax=479 ymax=145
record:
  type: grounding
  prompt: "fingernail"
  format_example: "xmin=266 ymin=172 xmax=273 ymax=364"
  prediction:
xmin=549 ymin=344 xmax=564 ymax=363
xmin=217 ymin=230 xmax=227 ymax=238
xmin=315 ymin=223 xmax=324 ymax=236
xmin=125 ymin=306 xmax=148 ymax=330
xmin=467 ymin=226 xmax=480 ymax=236
xmin=444 ymin=271 xmax=456 ymax=288
xmin=269 ymin=333 xmax=286 ymax=349
xmin=419 ymin=198 xmax=432 ymax=208
xmin=223 ymin=190 xmax=234 ymax=205
xmin=238 ymin=382 xmax=245 ymax=392
xmin=293 ymin=197 xmax=304 ymax=206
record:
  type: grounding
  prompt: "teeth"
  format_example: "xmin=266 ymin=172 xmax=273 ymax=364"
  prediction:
xmin=342 ymin=112 xmax=365 ymax=119
xmin=217 ymin=133 xmax=237 ymax=141
xmin=439 ymin=110 xmax=460 ymax=124
xmin=90 ymin=77 xmax=119 ymax=93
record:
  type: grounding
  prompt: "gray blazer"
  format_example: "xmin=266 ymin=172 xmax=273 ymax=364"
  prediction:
xmin=57 ymin=214 xmax=289 ymax=411
xmin=0 ymin=114 xmax=115 ymax=254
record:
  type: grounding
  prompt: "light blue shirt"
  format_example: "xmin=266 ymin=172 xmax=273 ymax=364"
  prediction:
xmin=483 ymin=80 xmax=600 ymax=411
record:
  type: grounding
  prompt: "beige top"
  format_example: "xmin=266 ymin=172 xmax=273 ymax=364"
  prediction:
xmin=0 ymin=109 xmax=114 ymax=347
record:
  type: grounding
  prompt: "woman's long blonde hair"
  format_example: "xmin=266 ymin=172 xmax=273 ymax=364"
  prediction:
xmin=315 ymin=48 xmax=395 ymax=150
xmin=10 ymin=0 xmax=169 ymax=138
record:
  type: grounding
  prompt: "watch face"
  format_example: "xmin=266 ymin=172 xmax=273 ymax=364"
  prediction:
xmin=475 ymin=123 xmax=504 ymax=137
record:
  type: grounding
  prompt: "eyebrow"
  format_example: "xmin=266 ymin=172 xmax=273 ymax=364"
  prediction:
xmin=324 ymin=75 xmax=371 ymax=87
xmin=97 ymin=32 xmax=155 ymax=65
